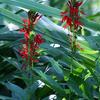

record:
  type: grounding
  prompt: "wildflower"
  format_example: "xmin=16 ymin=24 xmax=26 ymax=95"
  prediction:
xmin=61 ymin=0 xmax=83 ymax=30
xmin=19 ymin=34 xmax=44 ymax=65
xmin=20 ymin=11 xmax=42 ymax=40
xmin=34 ymin=34 xmax=44 ymax=45
xmin=19 ymin=11 xmax=44 ymax=67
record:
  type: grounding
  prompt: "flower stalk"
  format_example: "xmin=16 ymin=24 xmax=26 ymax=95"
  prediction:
xmin=19 ymin=11 xmax=44 ymax=69
xmin=61 ymin=0 xmax=83 ymax=53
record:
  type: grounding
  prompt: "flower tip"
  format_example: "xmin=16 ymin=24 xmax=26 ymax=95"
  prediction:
xmin=19 ymin=28 xmax=24 ymax=33
xmin=22 ymin=18 xmax=28 ymax=23
xmin=60 ymin=11 xmax=68 ymax=16
xmin=76 ymin=1 xmax=83 ymax=7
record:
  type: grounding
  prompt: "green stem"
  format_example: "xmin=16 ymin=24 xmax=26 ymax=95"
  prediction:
xmin=71 ymin=30 xmax=77 ymax=54
xmin=27 ymin=41 xmax=30 ymax=69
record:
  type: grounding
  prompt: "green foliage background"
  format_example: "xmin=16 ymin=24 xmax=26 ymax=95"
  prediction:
xmin=0 ymin=0 xmax=100 ymax=100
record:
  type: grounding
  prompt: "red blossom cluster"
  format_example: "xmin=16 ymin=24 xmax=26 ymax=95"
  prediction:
xmin=61 ymin=0 xmax=83 ymax=29
xmin=19 ymin=13 xmax=44 ymax=66
xmin=20 ymin=19 xmax=31 ymax=40
xmin=19 ymin=34 xmax=44 ymax=64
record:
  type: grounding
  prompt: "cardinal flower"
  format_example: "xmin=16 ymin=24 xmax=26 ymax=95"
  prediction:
xmin=61 ymin=0 xmax=83 ymax=30
xmin=19 ymin=11 xmax=44 ymax=67
xmin=19 ymin=34 xmax=44 ymax=65
xmin=34 ymin=34 xmax=44 ymax=45
xmin=19 ymin=19 xmax=31 ymax=40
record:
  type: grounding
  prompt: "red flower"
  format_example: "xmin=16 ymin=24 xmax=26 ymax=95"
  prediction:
xmin=61 ymin=0 xmax=83 ymax=30
xmin=19 ymin=34 xmax=44 ymax=65
xmin=74 ymin=20 xmax=82 ymax=29
xmin=19 ymin=45 xmax=28 ymax=60
xmin=19 ymin=12 xmax=44 ymax=67
xmin=34 ymin=34 xmax=44 ymax=45
xmin=75 ymin=2 xmax=82 ymax=7
xmin=19 ymin=18 xmax=31 ymax=40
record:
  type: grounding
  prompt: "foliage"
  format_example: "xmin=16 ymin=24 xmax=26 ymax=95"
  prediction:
xmin=0 ymin=0 xmax=100 ymax=100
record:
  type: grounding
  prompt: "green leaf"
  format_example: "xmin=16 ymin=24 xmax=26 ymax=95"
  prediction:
xmin=85 ymin=35 xmax=100 ymax=50
xmin=25 ymin=81 xmax=39 ymax=100
xmin=0 ymin=31 xmax=23 ymax=41
xmin=82 ymin=79 xmax=94 ymax=100
xmin=81 ymin=0 xmax=89 ymax=8
xmin=0 ymin=8 xmax=22 ymax=26
xmin=87 ymin=12 xmax=100 ymax=20
xmin=3 ymin=57 xmax=21 ymax=70
xmin=0 ymin=95 xmax=12 ymax=100
xmin=33 ymin=68 xmax=66 ymax=96
xmin=81 ymin=17 xmax=100 ymax=31
xmin=67 ymin=74 xmax=83 ymax=96
xmin=0 ymin=0 xmax=61 ymax=18
xmin=49 ymin=58 xmax=64 ymax=78
xmin=4 ymin=82 xmax=27 ymax=100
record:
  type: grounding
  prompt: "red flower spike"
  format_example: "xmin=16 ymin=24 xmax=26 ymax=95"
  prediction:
xmin=19 ymin=12 xmax=44 ymax=67
xmin=24 ymin=32 xmax=29 ymax=40
xmin=67 ymin=17 xmax=72 ymax=26
xmin=63 ymin=17 xmax=72 ymax=29
xmin=22 ymin=19 xmax=28 ymax=23
xmin=75 ymin=2 xmax=82 ymax=7
xmin=19 ymin=34 xmax=44 ymax=65
xmin=19 ymin=28 xmax=25 ymax=33
xmin=61 ymin=0 xmax=83 ymax=30
xmin=32 ymin=59 xmax=39 ymax=63
xmin=74 ymin=20 xmax=82 ymax=29
xmin=34 ymin=34 xmax=44 ymax=45
xmin=61 ymin=11 xmax=68 ymax=16
xmin=61 ymin=16 xmax=66 ymax=22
